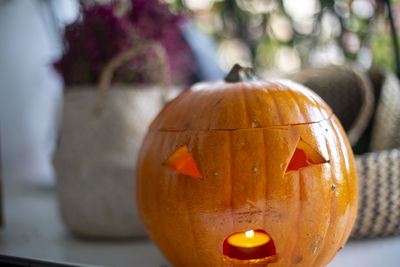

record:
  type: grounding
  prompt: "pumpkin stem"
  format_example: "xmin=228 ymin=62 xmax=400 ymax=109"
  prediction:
xmin=224 ymin=64 xmax=257 ymax=83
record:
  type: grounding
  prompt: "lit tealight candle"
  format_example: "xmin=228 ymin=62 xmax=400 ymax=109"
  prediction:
xmin=223 ymin=230 xmax=276 ymax=260
xmin=228 ymin=230 xmax=270 ymax=247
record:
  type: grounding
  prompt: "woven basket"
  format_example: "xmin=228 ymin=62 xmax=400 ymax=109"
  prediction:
xmin=54 ymin=43 xmax=178 ymax=238
xmin=351 ymin=148 xmax=400 ymax=238
xmin=294 ymin=65 xmax=400 ymax=238
xmin=350 ymin=71 xmax=400 ymax=238
xmin=370 ymin=72 xmax=400 ymax=152
xmin=292 ymin=64 xmax=374 ymax=146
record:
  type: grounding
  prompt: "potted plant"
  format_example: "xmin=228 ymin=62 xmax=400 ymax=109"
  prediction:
xmin=53 ymin=0 xmax=196 ymax=238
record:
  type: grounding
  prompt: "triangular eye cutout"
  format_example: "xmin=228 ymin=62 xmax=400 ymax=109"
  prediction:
xmin=163 ymin=145 xmax=202 ymax=179
xmin=286 ymin=139 xmax=328 ymax=172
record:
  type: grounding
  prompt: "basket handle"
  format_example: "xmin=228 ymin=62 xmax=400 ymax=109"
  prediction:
xmin=95 ymin=41 xmax=170 ymax=113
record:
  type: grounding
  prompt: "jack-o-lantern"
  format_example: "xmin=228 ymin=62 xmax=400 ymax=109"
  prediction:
xmin=136 ymin=65 xmax=358 ymax=267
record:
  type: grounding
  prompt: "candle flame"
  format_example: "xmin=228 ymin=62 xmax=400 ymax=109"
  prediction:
xmin=245 ymin=230 xmax=254 ymax=238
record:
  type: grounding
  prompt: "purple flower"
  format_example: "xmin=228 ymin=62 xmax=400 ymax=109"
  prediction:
xmin=128 ymin=0 xmax=196 ymax=84
xmin=54 ymin=1 xmax=196 ymax=86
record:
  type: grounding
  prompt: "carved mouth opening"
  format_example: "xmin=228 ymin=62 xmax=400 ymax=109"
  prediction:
xmin=222 ymin=229 xmax=277 ymax=262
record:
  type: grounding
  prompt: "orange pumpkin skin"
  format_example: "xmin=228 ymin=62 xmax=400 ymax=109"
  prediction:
xmin=136 ymin=78 xmax=358 ymax=267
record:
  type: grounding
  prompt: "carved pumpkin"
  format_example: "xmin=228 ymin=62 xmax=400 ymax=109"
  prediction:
xmin=136 ymin=65 xmax=358 ymax=267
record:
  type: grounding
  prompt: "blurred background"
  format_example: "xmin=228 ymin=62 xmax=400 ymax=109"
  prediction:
xmin=174 ymin=0 xmax=399 ymax=75
xmin=0 ymin=0 xmax=399 ymax=184
xmin=1 ymin=1 xmax=400 ymax=265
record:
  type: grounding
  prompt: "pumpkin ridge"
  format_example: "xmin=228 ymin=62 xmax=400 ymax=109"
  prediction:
xmin=286 ymin=88 xmax=307 ymax=123
xmin=308 ymin=157 xmax=333 ymax=266
xmin=209 ymin=86 xmax=227 ymax=130
xmin=227 ymin=131 xmax=234 ymax=248
xmin=159 ymin=133 xmax=178 ymax=264
xmin=331 ymin=119 xmax=351 ymax=246
xmin=331 ymin=118 xmax=356 ymax=250
xmin=288 ymin=171 xmax=302 ymax=266
xmin=261 ymin=129 xmax=268 ymax=234
xmin=316 ymin=122 xmax=337 ymax=266
xmin=267 ymin=89 xmax=282 ymax=125
xmin=183 ymin=169 xmax=201 ymax=265
xmin=312 ymin=118 xmax=345 ymax=266
xmin=240 ymin=81 xmax=251 ymax=129
xmin=275 ymin=80 xmax=332 ymax=119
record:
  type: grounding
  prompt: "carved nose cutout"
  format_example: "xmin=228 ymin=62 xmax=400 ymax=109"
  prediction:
xmin=286 ymin=139 xmax=328 ymax=172
xmin=163 ymin=145 xmax=202 ymax=179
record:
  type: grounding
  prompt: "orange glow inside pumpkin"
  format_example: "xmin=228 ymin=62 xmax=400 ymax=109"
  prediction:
xmin=223 ymin=229 xmax=276 ymax=261
xmin=286 ymin=140 xmax=327 ymax=172
xmin=163 ymin=145 xmax=202 ymax=178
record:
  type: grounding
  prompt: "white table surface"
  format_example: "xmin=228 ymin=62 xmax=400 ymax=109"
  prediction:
xmin=1 ymin=177 xmax=399 ymax=267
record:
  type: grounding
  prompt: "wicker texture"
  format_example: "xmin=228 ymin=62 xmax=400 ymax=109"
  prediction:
xmin=351 ymin=149 xmax=400 ymax=238
xmin=54 ymin=41 xmax=174 ymax=238
xmin=292 ymin=65 xmax=374 ymax=145
xmin=370 ymin=72 xmax=400 ymax=152
xmin=352 ymin=72 xmax=400 ymax=238
xmin=54 ymin=86 xmax=177 ymax=238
